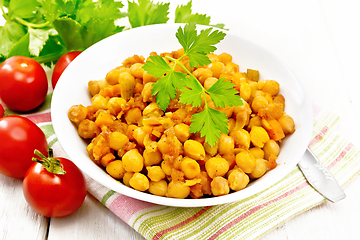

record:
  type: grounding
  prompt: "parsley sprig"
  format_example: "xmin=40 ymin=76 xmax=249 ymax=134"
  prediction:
xmin=1 ymin=0 xmax=225 ymax=64
xmin=143 ymin=23 xmax=243 ymax=146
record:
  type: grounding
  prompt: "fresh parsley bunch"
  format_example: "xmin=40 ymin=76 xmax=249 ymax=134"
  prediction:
xmin=0 ymin=0 xmax=224 ymax=65
xmin=143 ymin=23 xmax=243 ymax=146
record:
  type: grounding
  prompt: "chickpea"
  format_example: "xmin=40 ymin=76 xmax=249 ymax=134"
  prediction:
xmin=133 ymin=127 xmax=147 ymax=147
xmin=210 ymin=176 xmax=230 ymax=196
xmin=240 ymin=82 xmax=251 ymax=101
xmin=143 ymin=148 xmax=162 ymax=166
xmin=278 ymin=114 xmax=295 ymax=134
xmin=119 ymin=72 xmax=135 ymax=101
xmin=205 ymin=157 xmax=229 ymax=178
xmin=174 ymin=123 xmax=190 ymax=142
xmin=249 ymin=159 xmax=268 ymax=179
xmin=249 ymin=147 xmax=265 ymax=159
xmin=263 ymin=140 xmax=280 ymax=160
xmin=258 ymin=80 xmax=280 ymax=96
xmin=129 ymin=173 xmax=149 ymax=191
xmin=227 ymin=168 xmax=249 ymax=191
xmin=147 ymin=166 xmax=165 ymax=182
xmin=68 ymin=104 xmax=88 ymax=123
xmin=88 ymin=80 xmax=101 ymax=96
xmin=235 ymin=150 xmax=256 ymax=173
xmin=273 ymin=94 xmax=285 ymax=111
xmin=167 ymin=181 xmax=190 ymax=199
xmin=192 ymin=68 xmax=213 ymax=85
xmin=129 ymin=63 xmax=145 ymax=78
xmin=247 ymin=116 xmax=262 ymax=131
xmin=251 ymin=95 xmax=268 ymax=113
xmin=184 ymin=140 xmax=205 ymax=161
xmin=204 ymin=77 xmax=218 ymax=90
xmin=124 ymin=107 xmax=142 ymax=125
xmin=106 ymin=68 xmax=121 ymax=85
xmin=161 ymin=160 xmax=172 ymax=176
xmin=123 ymin=172 xmax=134 ymax=187
xmin=181 ymin=157 xmax=201 ymax=179
xmin=228 ymin=118 xmax=236 ymax=133
xmin=91 ymin=94 xmax=109 ymax=111
xmin=78 ymin=119 xmax=100 ymax=139
xmin=107 ymin=97 xmax=127 ymax=116
xmin=250 ymin=126 xmax=270 ymax=148
xmin=106 ymin=160 xmax=125 ymax=179
xmin=218 ymin=52 xmax=232 ymax=64
xmin=218 ymin=133 xmax=235 ymax=155
xmin=108 ymin=132 xmax=129 ymax=151
xmin=143 ymin=102 xmax=163 ymax=116
xmin=148 ymin=180 xmax=168 ymax=196
xmin=122 ymin=149 xmax=144 ymax=173
xmin=207 ymin=53 xmax=219 ymax=62
xmin=230 ymin=128 xmax=250 ymax=149
xmin=209 ymin=61 xmax=224 ymax=78
xmin=142 ymin=82 xmax=155 ymax=103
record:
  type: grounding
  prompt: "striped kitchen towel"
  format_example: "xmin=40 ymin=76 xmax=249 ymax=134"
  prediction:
xmin=7 ymin=94 xmax=360 ymax=240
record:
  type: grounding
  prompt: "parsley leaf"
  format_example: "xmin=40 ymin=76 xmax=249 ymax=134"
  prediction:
xmin=175 ymin=0 xmax=210 ymax=25
xmin=150 ymin=69 xmax=187 ymax=111
xmin=206 ymin=77 xmax=243 ymax=108
xmin=176 ymin=23 xmax=226 ymax=68
xmin=143 ymin=55 xmax=187 ymax=111
xmin=1 ymin=0 xmax=226 ymax=65
xmin=142 ymin=55 xmax=172 ymax=78
xmin=8 ymin=0 xmax=39 ymax=19
xmin=128 ymin=0 xmax=170 ymax=28
xmin=143 ymin=23 xmax=242 ymax=145
xmin=179 ymin=76 xmax=203 ymax=107
xmin=0 ymin=20 xmax=27 ymax=58
xmin=28 ymin=27 xmax=57 ymax=56
xmin=190 ymin=107 xmax=229 ymax=147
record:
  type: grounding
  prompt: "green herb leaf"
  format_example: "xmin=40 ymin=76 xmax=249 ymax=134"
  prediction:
xmin=8 ymin=0 xmax=39 ymax=19
xmin=0 ymin=20 xmax=27 ymax=57
xmin=128 ymin=0 xmax=170 ymax=28
xmin=179 ymin=76 xmax=203 ymax=107
xmin=175 ymin=0 xmax=210 ymax=25
xmin=151 ymin=69 xmax=187 ymax=112
xmin=190 ymin=107 xmax=229 ymax=147
xmin=53 ymin=17 xmax=84 ymax=51
xmin=7 ymin=32 xmax=31 ymax=58
xmin=142 ymin=55 xmax=172 ymax=78
xmin=28 ymin=27 xmax=57 ymax=56
xmin=176 ymin=23 xmax=226 ymax=68
xmin=206 ymin=77 xmax=243 ymax=108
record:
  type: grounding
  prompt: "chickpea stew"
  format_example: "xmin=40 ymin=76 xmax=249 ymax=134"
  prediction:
xmin=68 ymin=49 xmax=295 ymax=199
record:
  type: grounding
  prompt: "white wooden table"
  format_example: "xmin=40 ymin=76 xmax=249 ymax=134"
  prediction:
xmin=1 ymin=0 xmax=360 ymax=239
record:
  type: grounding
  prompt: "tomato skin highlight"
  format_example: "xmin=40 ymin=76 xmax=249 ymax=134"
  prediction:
xmin=0 ymin=103 xmax=4 ymax=117
xmin=52 ymin=51 xmax=82 ymax=89
xmin=23 ymin=157 xmax=87 ymax=218
xmin=0 ymin=116 xmax=48 ymax=178
xmin=0 ymin=56 xmax=48 ymax=112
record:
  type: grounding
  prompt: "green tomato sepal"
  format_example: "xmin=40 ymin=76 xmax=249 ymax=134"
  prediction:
xmin=32 ymin=148 xmax=66 ymax=175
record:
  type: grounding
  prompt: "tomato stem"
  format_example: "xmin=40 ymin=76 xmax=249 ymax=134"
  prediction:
xmin=32 ymin=149 xmax=66 ymax=175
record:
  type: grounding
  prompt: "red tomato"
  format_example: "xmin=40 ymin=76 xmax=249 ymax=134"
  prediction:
xmin=0 ymin=56 xmax=48 ymax=112
xmin=0 ymin=103 xmax=4 ymax=117
xmin=52 ymin=51 xmax=82 ymax=89
xmin=0 ymin=116 xmax=48 ymax=178
xmin=23 ymin=150 xmax=87 ymax=218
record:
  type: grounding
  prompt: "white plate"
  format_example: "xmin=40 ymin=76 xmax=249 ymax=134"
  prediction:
xmin=51 ymin=23 xmax=313 ymax=207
